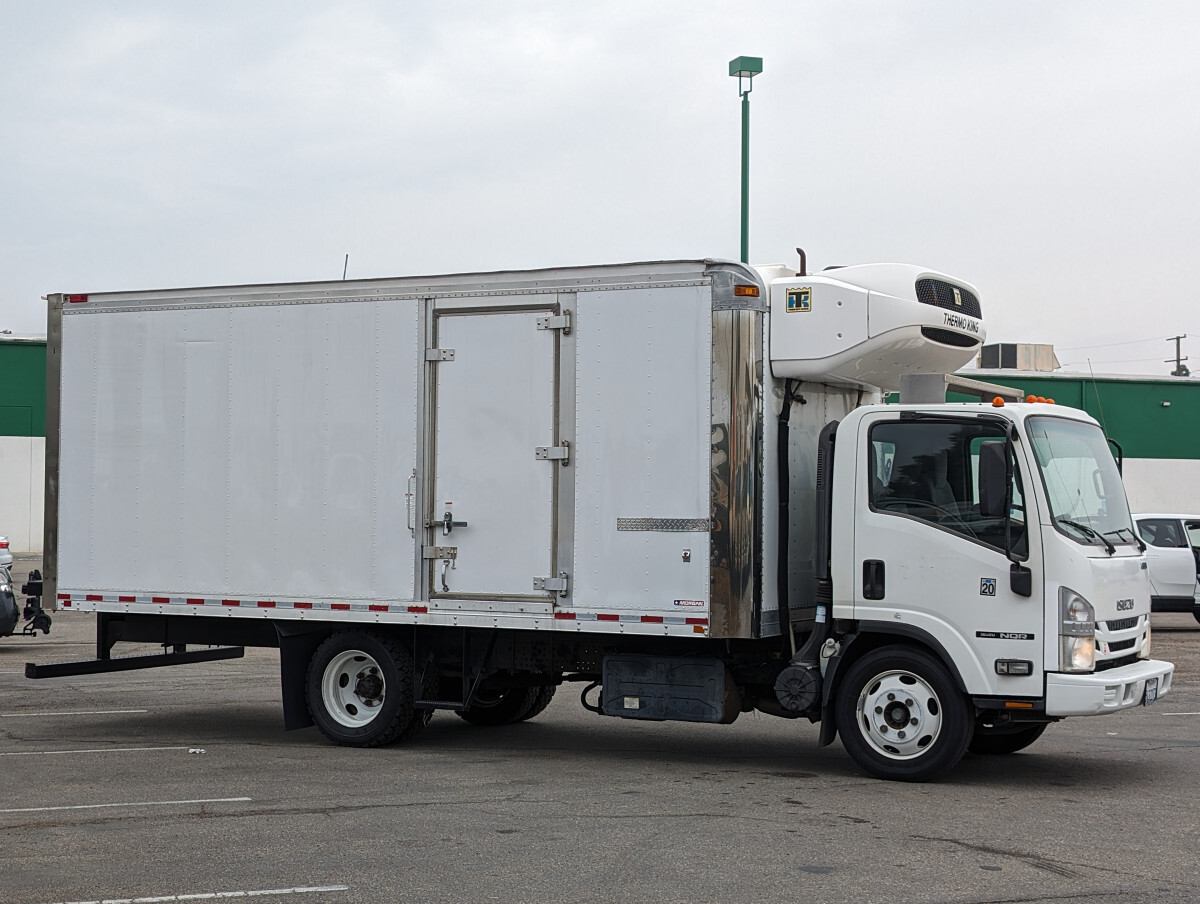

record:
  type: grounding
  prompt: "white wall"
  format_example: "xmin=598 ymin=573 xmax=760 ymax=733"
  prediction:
xmin=1122 ymin=458 xmax=1200 ymax=515
xmin=0 ymin=436 xmax=45 ymax=553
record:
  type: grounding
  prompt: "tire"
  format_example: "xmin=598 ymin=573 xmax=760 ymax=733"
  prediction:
xmin=834 ymin=646 xmax=971 ymax=782
xmin=514 ymin=684 xmax=557 ymax=722
xmin=306 ymin=630 xmax=422 ymax=747
xmin=968 ymin=722 xmax=1048 ymax=755
xmin=457 ymin=686 xmax=540 ymax=726
xmin=1193 ymin=611 xmax=1200 ymax=626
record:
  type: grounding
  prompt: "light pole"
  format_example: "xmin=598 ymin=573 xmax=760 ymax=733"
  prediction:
xmin=729 ymin=55 xmax=763 ymax=264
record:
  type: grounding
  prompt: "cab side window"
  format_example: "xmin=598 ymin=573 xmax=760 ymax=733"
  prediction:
xmin=869 ymin=419 xmax=1027 ymax=556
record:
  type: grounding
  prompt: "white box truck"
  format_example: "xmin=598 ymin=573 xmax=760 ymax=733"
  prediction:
xmin=28 ymin=257 xmax=1174 ymax=781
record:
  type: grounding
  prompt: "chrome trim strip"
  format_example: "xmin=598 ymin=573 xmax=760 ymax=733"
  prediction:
xmin=708 ymin=272 xmax=765 ymax=638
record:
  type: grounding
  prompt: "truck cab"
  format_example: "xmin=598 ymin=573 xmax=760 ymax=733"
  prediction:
xmin=815 ymin=398 xmax=1171 ymax=778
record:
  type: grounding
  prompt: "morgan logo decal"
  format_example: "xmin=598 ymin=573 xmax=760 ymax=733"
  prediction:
xmin=673 ymin=599 xmax=705 ymax=608
xmin=980 ymin=578 xmax=997 ymax=596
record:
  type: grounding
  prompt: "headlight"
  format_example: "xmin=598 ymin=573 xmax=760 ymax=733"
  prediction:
xmin=1059 ymin=587 xmax=1096 ymax=673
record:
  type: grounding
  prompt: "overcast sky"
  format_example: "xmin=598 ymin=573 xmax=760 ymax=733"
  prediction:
xmin=3 ymin=1 xmax=1198 ymax=375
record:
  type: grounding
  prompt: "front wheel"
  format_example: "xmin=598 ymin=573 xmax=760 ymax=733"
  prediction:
xmin=968 ymin=722 xmax=1048 ymax=755
xmin=306 ymin=631 xmax=425 ymax=747
xmin=834 ymin=646 xmax=971 ymax=782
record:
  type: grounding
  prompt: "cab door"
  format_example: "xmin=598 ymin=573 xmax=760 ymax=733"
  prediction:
xmin=851 ymin=413 xmax=1044 ymax=697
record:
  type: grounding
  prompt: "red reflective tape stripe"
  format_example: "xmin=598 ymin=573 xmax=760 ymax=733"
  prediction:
xmin=369 ymin=605 xmax=388 ymax=612
xmin=86 ymin=594 xmax=102 ymax=601
xmin=152 ymin=596 xmax=170 ymax=603
xmin=118 ymin=596 xmax=136 ymax=603
xmin=641 ymin=615 xmax=664 ymax=623
xmin=294 ymin=602 xmax=313 ymax=609
xmin=597 ymin=613 xmax=619 ymax=621
xmin=408 ymin=606 xmax=428 ymax=613
xmin=221 ymin=599 xmax=240 ymax=607
xmin=553 ymin=612 xmax=576 ymax=620
xmin=57 ymin=594 xmax=70 ymax=600
xmin=257 ymin=601 xmax=276 ymax=608
xmin=186 ymin=598 xmax=204 ymax=605
xmin=332 ymin=603 xmax=350 ymax=611
xmin=685 ymin=617 xmax=708 ymax=625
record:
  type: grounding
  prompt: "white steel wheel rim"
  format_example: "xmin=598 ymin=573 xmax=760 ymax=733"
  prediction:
xmin=322 ymin=650 xmax=387 ymax=729
xmin=855 ymin=668 xmax=943 ymax=760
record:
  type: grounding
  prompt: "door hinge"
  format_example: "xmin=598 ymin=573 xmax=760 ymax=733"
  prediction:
xmin=536 ymin=311 xmax=572 ymax=334
xmin=425 ymin=348 xmax=456 ymax=361
xmin=535 ymin=441 xmax=570 ymax=465
xmin=422 ymin=546 xmax=458 ymax=560
xmin=533 ymin=573 xmax=570 ymax=596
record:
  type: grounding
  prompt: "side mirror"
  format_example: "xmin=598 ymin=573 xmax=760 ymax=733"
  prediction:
xmin=978 ymin=440 xmax=1008 ymax=518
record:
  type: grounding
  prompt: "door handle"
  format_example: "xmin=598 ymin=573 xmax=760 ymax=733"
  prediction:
xmin=442 ymin=510 xmax=468 ymax=536
xmin=863 ymin=560 xmax=885 ymax=600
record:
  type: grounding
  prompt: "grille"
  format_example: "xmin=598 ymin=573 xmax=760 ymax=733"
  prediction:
xmin=921 ymin=327 xmax=980 ymax=348
xmin=1095 ymin=653 xmax=1139 ymax=672
xmin=1105 ymin=616 xmax=1140 ymax=631
xmin=915 ymin=278 xmax=982 ymax=319
xmin=1108 ymin=638 xmax=1136 ymax=652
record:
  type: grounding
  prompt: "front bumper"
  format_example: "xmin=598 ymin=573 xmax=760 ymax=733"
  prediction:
xmin=1045 ymin=659 xmax=1174 ymax=716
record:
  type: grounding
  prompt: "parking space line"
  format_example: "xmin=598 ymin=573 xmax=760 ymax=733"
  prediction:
xmin=41 ymin=885 xmax=349 ymax=903
xmin=1159 ymin=712 xmax=1200 ymax=716
xmin=0 ymin=709 xmax=149 ymax=717
xmin=1 ymin=797 xmax=251 ymax=814
xmin=0 ymin=746 xmax=192 ymax=757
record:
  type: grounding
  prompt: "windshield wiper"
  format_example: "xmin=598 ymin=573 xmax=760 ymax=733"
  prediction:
xmin=1104 ymin=527 xmax=1146 ymax=553
xmin=1057 ymin=518 xmax=1116 ymax=554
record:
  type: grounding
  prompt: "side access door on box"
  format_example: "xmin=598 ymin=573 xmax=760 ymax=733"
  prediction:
xmin=424 ymin=296 xmax=572 ymax=610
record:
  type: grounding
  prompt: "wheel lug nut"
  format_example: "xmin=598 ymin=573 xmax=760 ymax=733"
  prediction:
xmin=887 ymin=693 xmax=896 ymax=701
xmin=874 ymin=706 xmax=883 ymax=714
xmin=897 ymin=730 xmax=906 ymax=739
xmin=910 ymin=718 xmax=918 ymax=726
xmin=905 ymin=698 xmax=914 ymax=707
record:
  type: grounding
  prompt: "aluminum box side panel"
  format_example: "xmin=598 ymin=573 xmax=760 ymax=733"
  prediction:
xmin=57 ymin=298 xmax=420 ymax=601
xmin=572 ymin=285 xmax=712 ymax=614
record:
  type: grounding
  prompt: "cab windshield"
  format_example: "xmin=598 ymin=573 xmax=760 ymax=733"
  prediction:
xmin=1027 ymin=416 xmax=1136 ymax=550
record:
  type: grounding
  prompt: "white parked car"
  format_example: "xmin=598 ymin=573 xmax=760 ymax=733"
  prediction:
xmin=0 ymin=536 xmax=10 ymax=567
xmin=1133 ymin=514 xmax=1200 ymax=623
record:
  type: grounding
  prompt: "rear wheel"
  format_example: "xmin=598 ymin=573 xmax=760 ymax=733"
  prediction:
xmin=457 ymin=686 xmax=539 ymax=726
xmin=514 ymin=684 xmax=557 ymax=722
xmin=969 ymin=722 xmax=1048 ymax=755
xmin=834 ymin=646 xmax=971 ymax=782
xmin=1193 ymin=611 xmax=1200 ymax=626
xmin=306 ymin=631 xmax=424 ymax=747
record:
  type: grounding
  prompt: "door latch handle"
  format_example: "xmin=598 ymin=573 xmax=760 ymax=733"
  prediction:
xmin=863 ymin=559 xmax=885 ymax=600
xmin=442 ymin=510 xmax=468 ymax=536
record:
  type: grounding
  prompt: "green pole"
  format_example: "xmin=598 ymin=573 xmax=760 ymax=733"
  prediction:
xmin=728 ymin=56 xmax=762 ymax=264
xmin=740 ymin=89 xmax=750 ymax=264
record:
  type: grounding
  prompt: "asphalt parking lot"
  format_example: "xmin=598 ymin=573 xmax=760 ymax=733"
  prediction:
xmin=2 ymin=555 xmax=1199 ymax=904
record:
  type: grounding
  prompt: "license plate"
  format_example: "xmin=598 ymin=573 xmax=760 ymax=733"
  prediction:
xmin=1143 ymin=676 xmax=1159 ymax=706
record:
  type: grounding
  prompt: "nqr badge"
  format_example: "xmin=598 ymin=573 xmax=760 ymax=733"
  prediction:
xmin=786 ymin=287 xmax=812 ymax=312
